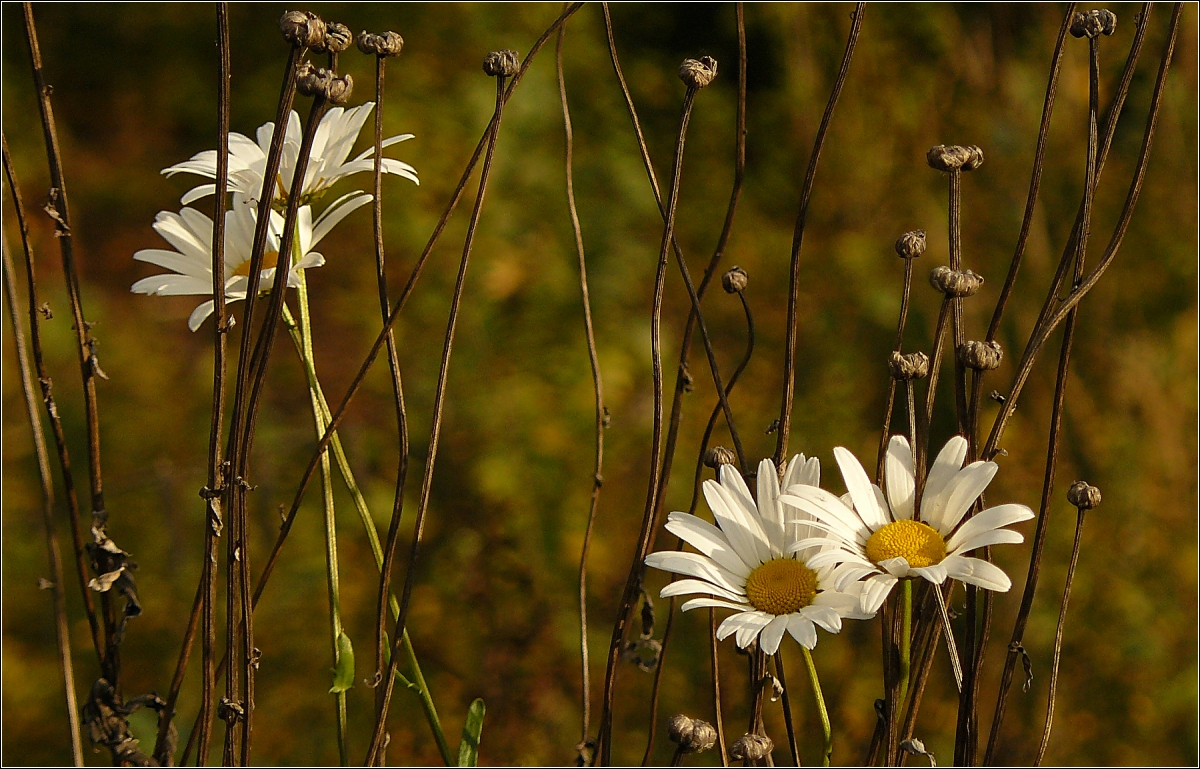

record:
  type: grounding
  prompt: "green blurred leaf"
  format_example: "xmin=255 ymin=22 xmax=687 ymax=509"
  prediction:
xmin=457 ymin=698 xmax=486 ymax=767
xmin=329 ymin=631 xmax=355 ymax=694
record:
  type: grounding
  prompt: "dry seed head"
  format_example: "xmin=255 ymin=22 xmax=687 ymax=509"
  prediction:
xmin=357 ymin=30 xmax=404 ymax=57
xmin=889 ymin=351 xmax=930 ymax=381
xmin=1067 ymin=481 xmax=1102 ymax=511
xmin=926 ymin=144 xmax=973 ymax=172
xmin=895 ymin=230 xmax=927 ymax=259
xmin=929 ymin=265 xmax=984 ymax=297
xmin=722 ymin=266 xmax=748 ymax=293
xmin=280 ymin=10 xmax=326 ymax=48
xmin=313 ymin=22 xmax=352 ymax=54
xmin=962 ymin=144 xmax=985 ymax=171
xmin=957 ymin=340 xmax=1003 ymax=371
xmin=679 ymin=56 xmax=718 ymax=89
xmin=704 ymin=446 xmax=736 ymax=469
xmin=667 ymin=715 xmax=717 ymax=754
xmin=1072 ymin=9 xmax=1116 ymax=38
xmin=730 ymin=733 xmax=773 ymax=762
xmin=483 ymin=49 xmax=520 ymax=77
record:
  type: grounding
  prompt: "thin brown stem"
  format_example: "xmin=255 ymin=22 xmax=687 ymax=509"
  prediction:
xmin=1034 ymin=508 xmax=1087 ymax=765
xmin=775 ymin=2 xmax=865 ymax=466
xmin=558 ymin=20 xmax=606 ymax=750
xmin=775 ymin=653 xmax=800 ymax=766
xmin=365 ymin=73 xmax=510 ymax=766
xmin=711 ymin=609 xmax=729 ymax=767
xmin=877 ymin=256 xmax=915 ymax=481
xmin=597 ymin=78 xmax=699 ymax=767
xmin=1 ymin=133 xmax=103 ymax=670
xmin=2 ymin=237 xmax=83 ymax=766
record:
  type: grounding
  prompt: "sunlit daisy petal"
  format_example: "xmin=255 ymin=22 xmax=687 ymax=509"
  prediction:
xmin=885 ymin=435 xmax=916 ymax=520
xmin=921 ymin=435 xmax=969 ymax=530
xmin=937 ymin=461 xmax=1000 ymax=534
xmin=647 ymin=458 xmax=873 ymax=653
xmin=834 ymin=447 xmax=889 ymax=531
xmin=942 ymin=555 xmax=1013 ymax=592
xmin=945 ymin=503 xmax=1034 ymax=552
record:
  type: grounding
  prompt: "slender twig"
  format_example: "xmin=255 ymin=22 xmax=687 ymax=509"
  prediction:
xmin=557 ymin=20 xmax=606 ymax=751
xmin=711 ymin=609 xmax=729 ymax=767
xmin=597 ymin=70 xmax=701 ymax=769
xmin=1 ymin=134 xmax=103 ymax=668
xmin=877 ymin=255 xmax=915 ymax=481
xmin=1 ymin=238 xmax=83 ymax=767
xmin=1034 ymin=506 xmax=1088 ymax=765
xmin=22 ymin=0 xmax=119 ymax=681
xmin=774 ymin=2 xmax=865 ymax=466
xmin=774 ymin=653 xmax=800 ymax=766
xmin=365 ymin=70 xmax=510 ymax=767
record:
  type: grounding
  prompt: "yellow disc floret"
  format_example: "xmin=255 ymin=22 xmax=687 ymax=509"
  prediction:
xmin=865 ymin=520 xmax=947 ymax=568
xmin=744 ymin=558 xmax=819 ymax=615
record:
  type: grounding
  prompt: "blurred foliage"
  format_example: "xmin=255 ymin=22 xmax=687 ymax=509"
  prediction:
xmin=2 ymin=3 xmax=1196 ymax=766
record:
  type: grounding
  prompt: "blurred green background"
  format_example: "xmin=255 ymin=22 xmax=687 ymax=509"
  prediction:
xmin=2 ymin=3 xmax=1196 ymax=765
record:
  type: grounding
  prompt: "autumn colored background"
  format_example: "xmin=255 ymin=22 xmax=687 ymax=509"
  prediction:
xmin=2 ymin=3 xmax=1196 ymax=766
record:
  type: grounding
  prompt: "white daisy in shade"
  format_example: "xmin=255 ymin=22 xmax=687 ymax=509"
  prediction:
xmin=780 ymin=435 xmax=1035 ymax=616
xmin=162 ymin=103 xmax=418 ymax=206
xmin=644 ymin=456 xmax=873 ymax=655
xmin=131 ymin=193 xmax=369 ymax=331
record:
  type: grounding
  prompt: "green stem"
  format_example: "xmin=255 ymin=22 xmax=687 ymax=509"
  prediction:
xmin=900 ymin=579 xmax=913 ymax=707
xmin=280 ymin=302 xmax=453 ymax=765
xmin=802 ymin=646 xmax=833 ymax=766
xmin=293 ymin=270 xmax=349 ymax=766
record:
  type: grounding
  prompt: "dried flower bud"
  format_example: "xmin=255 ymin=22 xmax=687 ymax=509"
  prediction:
xmin=326 ymin=73 xmax=353 ymax=105
xmin=705 ymin=446 xmax=736 ymax=469
xmin=280 ymin=10 xmax=326 ymax=48
xmin=957 ymin=340 xmax=1003 ymax=371
xmin=962 ymin=144 xmax=985 ymax=171
xmin=1067 ymin=481 xmax=1102 ymax=511
xmin=313 ymin=22 xmax=352 ymax=54
xmin=357 ymin=30 xmax=404 ymax=57
xmin=722 ymin=266 xmax=748 ymax=294
xmin=296 ymin=65 xmax=353 ymax=105
xmin=483 ymin=49 xmax=520 ymax=77
xmin=679 ymin=56 xmax=718 ymax=89
xmin=668 ymin=715 xmax=718 ymax=754
xmin=730 ymin=733 xmax=773 ymax=762
xmin=929 ymin=265 xmax=984 ymax=297
xmin=1071 ymin=9 xmax=1115 ymax=38
xmin=895 ymin=230 xmax=926 ymax=259
xmin=889 ymin=351 xmax=930 ymax=381
xmin=926 ymin=144 xmax=973 ymax=172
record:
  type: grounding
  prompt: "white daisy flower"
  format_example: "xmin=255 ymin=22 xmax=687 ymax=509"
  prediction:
xmin=780 ymin=435 xmax=1035 ymax=616
xmin=645 ymin=456 xmax=873 ymax=655
xmin=162 ymin=103 xmax=418 ymax=206
xmin=131 ymin=193 xmax=369 ymax=331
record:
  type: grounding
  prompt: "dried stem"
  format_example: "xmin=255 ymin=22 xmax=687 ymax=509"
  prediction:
xmin=597 ymin=73 xmax=700 ymax=769
xmin=557 ymin=20 xmax=606 ymax=749
xmin=877 ymin=256 xmax=915 ymax=481
xmin=774 ymin=653 xmax=800 ymax=766
xmin=1 ymin=133 xmax=103 ymax=668
xmin=365 ymin=72 xmax=510 ymax=767
xmin=22 ymin=0 xmax=119 ymax=682
xmin=1033 ymin=508 xmax=1087 ymax=765
xmin=774 ymin=2 xmax=865 ymax=466
xmin=711 ymin=609 xmax=729 ymax=767
xmin=1 ymin=237 xmax=83 ymax=766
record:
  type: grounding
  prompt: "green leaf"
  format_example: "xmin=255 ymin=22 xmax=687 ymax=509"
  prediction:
xmin=329 ymin=631 xmax=355 ymax=694
xmin=456 ymin=698 xmax=486 ymax=767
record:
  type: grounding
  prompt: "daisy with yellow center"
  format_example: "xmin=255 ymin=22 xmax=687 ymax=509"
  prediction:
xmin=645 ymin=456 xmax=872 ymax=655
xmin=781 ymin=435 xmax=1034 ymax=615
xmin=131 ymin=193 xmax=368 ymax=330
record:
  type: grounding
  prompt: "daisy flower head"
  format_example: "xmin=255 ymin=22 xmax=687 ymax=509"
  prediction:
xmin=781 ymin=435 xmax=1035 ymax=616
xmin=131 ymin=192 xmax=369 ymax=331
xmin=162 ymin=103 xmax=418 ymax=207
xmin=644 ymin=455 xmax=873 ymax=655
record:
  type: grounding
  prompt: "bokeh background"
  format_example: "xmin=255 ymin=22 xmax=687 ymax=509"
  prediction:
xmin=2 ymin=3 xmax=1196 ymax=766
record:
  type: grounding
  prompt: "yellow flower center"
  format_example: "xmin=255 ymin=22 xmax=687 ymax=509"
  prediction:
xmin=232 ymin=250 xmax=280 ymax=279
xmin=744 ymin=558 xmax=818 ymax=616
xmin=864 ymin=520 xmax=947 ymax=568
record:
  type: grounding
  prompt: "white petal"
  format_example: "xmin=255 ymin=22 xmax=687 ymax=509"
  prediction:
xmin=180 ymin=183 xmax=217 ymax=205
xmin=759 ymin=615 xmax=789 ymax=654
xmin=941 ymin=555 xmax=1012 ymax=592
xmin=664 ymin=512 xmax=753 ymax=578
xmin=936 ymin=461 xmax=1000 ymax=535
xmin=885 ymin=435 xmax=916 ymax=520
xmin=878 ymin=557 xmax=913 ymax=578
xmin=716 ymin=610 xmax=766 ymax=641
xmin=312 ymin=192 xmax=373 ymax=246
xmin=681 ymin=597 xmax=754 ymax=614
xmin=644 ymin=551 xmax=745 ymax=595
xmin=921 ymin=435 xmax=969 ymax=527
xmin=756 ymin=457 xmax=786 ymax=556
xmin=860 ymin=573 xmax=898 ymax=614
xmin=780 ymin=485 xmax=870 ymax=544
xmin=187 ymin=300 xmax=216 ymax=331
xmin=705 ymin=479 xmax=772 ymax=567
xmin=834 ymin=447 xmax=889 ymax=531
xmin=799 ymin=605 xmax=842 ymax=634
xmin=718 ymin=464 xmax=758 ymax=522
xmin=909 ymin=564 xmax=948 ymax=584
xmin=133 ymin=248 xmax=209 ymax=278
xmin=949 ymin=528 xmax=1025 ymax=555
xmin=832 ymin=563 xmax=880 ymax=592
xmin=350 ymin=133 xmax=416 ymax=162
xmin=785 ymin=615 xmax=818 ymax=649
xmin=736 ymin=612 xmax=774 ymax=649
xmin=660 ymin=578 xmax=745 ymax=603
xmin=945 ymin=504 xmax=1035 ymax=552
